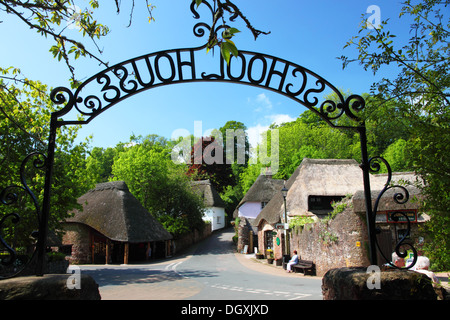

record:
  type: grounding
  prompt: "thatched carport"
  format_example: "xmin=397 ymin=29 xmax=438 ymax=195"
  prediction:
xmin=62 ymin=181 xmax=172 ymax=264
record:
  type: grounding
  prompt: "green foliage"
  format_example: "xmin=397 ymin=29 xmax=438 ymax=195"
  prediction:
xmin=193 ymin=0 xmax=269 ymax=65
xmin=289 ymin=216 xmax=315 ymax=234
xmin=318 ymin=195 xmax=352 ymax=225
xmin=319 ymin=229 xmax=339 ymax=246
xmin=47 ymin=251 xmax=66 ymax=262
xmin=341 ymin=0 xmax=450 ymax=269
xmin=0 ymin=72 xmax=92 ymax=248
xmin=420 ymin=215 xmax=450 ymax=271
xmin=110 ymin=135 xmax=205 ymax=237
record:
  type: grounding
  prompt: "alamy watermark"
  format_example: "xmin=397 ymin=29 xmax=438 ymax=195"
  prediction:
xmin=366 ymin=265 xmax=381 ymax=290
xmin=66 ymin=265 xmax=81 ymax=289
xmin=366 ymin=5 xmax=381 ymax=30
xmin=66 ymin=5 xmax=83 ymax=30
xmin=170 ymin=121 xmax=279 ymax=175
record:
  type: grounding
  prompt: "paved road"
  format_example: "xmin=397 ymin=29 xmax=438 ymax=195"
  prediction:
xmin=80 ymin=228 xmax=323 ymax=300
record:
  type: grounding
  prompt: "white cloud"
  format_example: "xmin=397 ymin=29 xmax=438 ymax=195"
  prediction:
xmin=247 ymin=113 xmax=296 ymax=149
xmin=249 ymin=93 xmax=273 ymax=112
xmin=266 ymin=114 xmax=296 ymax=126
xmin=246 ymin=93 xmax=296 ymax=149
xmin=247 ymin=123 xmax=269 ymax=150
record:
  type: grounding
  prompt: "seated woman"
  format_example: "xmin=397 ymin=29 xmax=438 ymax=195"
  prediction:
xmin=415 ymin=256 xmax=439 ymax=284
xmin=286 ymin=250 xmax=299 ymax=273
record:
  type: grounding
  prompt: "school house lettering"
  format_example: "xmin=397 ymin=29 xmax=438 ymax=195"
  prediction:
xmin=71 ymin=46 xmax=339 ymax=123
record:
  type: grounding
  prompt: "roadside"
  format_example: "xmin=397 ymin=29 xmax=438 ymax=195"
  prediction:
xmin=436 ymin=272 xmax=449 ymax=289
xmin=234 ymin=252 xmax=322 ymax=280
xmin=235 ymin=252 xmax=449 ymax=292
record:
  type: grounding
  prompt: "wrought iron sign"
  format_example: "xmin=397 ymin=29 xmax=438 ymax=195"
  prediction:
xmin=0 ymin=0 xmax=417 ymax=278
xmin=51 ymin=1 xmax=365 ymax=130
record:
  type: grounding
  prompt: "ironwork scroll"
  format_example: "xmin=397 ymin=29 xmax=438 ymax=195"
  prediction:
xmin=369 ymin=156 xmax=418 ymax=269
xmin=0 ymin=152 xmax=47 ymax=278
xmin=50 ymin=0 xmax=366 ymax=130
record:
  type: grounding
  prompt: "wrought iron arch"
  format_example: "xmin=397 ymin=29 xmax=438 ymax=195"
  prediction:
xmin=1 ymin=0 xmax=416 ymax=278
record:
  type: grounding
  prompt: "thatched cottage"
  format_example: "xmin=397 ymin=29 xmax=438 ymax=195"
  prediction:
xmin=233 ymin=172 xmax=284 ymax=253
xmin=61 ymin=181 xmax=172 ymax=264
xmin=246 ymin=158 xmax=426 ymax=273
xmin=191 ymin=180 xmax=226 ymax=231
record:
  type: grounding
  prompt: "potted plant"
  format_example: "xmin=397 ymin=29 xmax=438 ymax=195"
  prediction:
xmin=266 ymin=249 xmax=274 ymax=264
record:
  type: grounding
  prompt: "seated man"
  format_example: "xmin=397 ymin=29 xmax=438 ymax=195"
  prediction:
xmin=286 ymin=250 xmax=299 ymax=273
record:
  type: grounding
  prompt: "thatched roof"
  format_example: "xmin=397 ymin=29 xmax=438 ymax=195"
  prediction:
xmin=353 ymin=171 xmax=422 ymax=213
xmin=255 ymin=159 xmax=362 ymax=225
xmin=233 ymin=174 xmax=284 ymax=218
xmin=191 ymin=180 xmax=225 ymax=208
xmin=66 ymin=181 xmax=172 ymax=243
xmin=255 ymin=159 xmax=421 ymax=226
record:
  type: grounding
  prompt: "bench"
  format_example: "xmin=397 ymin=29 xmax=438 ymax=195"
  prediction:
xmin=291 ymin=260 xmax=315 ymax=275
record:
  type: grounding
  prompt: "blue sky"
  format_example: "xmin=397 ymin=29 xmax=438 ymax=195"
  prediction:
xmin=1 ymin=0 xmax=410 ymax=149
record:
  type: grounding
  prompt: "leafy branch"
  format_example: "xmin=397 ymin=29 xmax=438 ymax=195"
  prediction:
xmin=194 ymin=0 xmax=270 ymax=64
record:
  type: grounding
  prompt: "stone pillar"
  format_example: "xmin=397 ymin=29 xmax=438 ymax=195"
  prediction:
xmin=322 ymin=267 xmax=438 ymax=300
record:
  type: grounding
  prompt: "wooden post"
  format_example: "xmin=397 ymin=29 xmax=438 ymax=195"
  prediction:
xmin=124 ymin=243 xmax=129 ymax=265
xmin=91 ymin=234 xmax=95 ymax=264
xmin=249 ymin=230 xmax=253 ymax=254
xmin=105 ymin=240 xmax=110 ymax=265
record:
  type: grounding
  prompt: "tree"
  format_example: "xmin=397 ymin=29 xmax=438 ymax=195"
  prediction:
xmin=85 ymin=147 xmax=117 ymax=183
xmin=259 ymin=108 xmax=361 ymax=179
xmin=187 ymin=136 xmax=234 ymax=193
xmin=218 ymin=121 xmax=250 ymax=166
xmin=381 ymin=139 xmax=411 ymax=173
xmin=111 ymin=137 xmax=205 ymax=237
xmin=0 ymin=0 xmax=156 ymax=87
xmin=0 ymin=74 xmax=92 ymax=250
xmin=341 ymin=0 xmax=450 ymax=269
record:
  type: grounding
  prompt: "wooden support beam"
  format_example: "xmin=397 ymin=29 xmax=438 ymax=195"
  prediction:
xmin=124 ymin=243 xmax=129 ymax=265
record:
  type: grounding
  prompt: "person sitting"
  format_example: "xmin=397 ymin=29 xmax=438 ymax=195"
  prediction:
xmin=392 ymin=252 xmax=405 ymax=268
xmin=286 ymin=250 xmax=299 ymax=273
xmin=415 ymin=256 xmax=439 ymax=284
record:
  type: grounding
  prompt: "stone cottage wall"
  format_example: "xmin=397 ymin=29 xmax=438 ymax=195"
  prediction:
xmin=237 ymin=218 xmax=252 ymax=253
xmin=62 ymin=223 xmax=91 ymax=264
xmin=290 ymin=204 xmax=371 ymax=276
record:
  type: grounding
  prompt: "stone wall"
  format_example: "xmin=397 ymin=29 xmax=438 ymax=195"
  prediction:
xmin=173 ymin=223 xmax=212 ymax=254
xmin=322 ymin=267 xmax=439 ymax=300
xmin=290 ymin=203 xmax=371 ymax=276
xmin=61 ymin=222 xmax=92 ymax=264
xmin=238 ymin=218 xmax=257 ymax=253
xmin=0 ymin=274 xmax=101 ymax=300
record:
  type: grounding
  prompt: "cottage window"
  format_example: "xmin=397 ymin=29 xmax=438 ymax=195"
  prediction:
xmin=397 ymin=228 xmax=410 ymax=242
xmin=261 ymin=202 xmax=268 ymax=209
xmin=308 ymin=195 xmax=345 ymax=212
xmin=264 ymin=230 xmax=273 ymax=252
xmin=59 ymin=245 xmax=73 ymax=256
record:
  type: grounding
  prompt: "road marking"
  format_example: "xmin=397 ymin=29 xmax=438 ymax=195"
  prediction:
xmin=288 ymin=293 xmax=312 ymax=300
xmin=165 ymin=261 xmax=184 ymax=274
xmin=164 ymin=263 xmax=175 ymax=270
xmin=209 ymin=283 xmax=312 ymax=299
xmin=273 ymin=291 xmax=290 ymax=295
